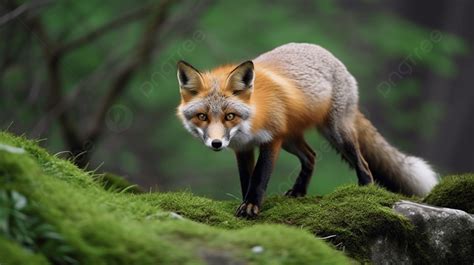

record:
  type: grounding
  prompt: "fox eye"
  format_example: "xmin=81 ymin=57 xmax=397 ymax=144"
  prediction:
xmin=197 ymin=113 xmax=207 ymax=121
xmin=225 ymin=113 xmax=235 ymax=121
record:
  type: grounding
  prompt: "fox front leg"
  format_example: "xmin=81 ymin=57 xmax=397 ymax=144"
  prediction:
xmin=235 ymin=149 xmax=255 ymax=199
xmin=236 ymin=140 xmax=282 ymax=218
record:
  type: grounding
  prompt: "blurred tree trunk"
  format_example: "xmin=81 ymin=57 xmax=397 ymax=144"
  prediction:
xmin=396 ymin=0 xmax=474 ymax=172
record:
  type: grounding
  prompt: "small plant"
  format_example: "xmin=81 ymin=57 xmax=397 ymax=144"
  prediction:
xmin=0 ymin=189 xmax=78 ymax=265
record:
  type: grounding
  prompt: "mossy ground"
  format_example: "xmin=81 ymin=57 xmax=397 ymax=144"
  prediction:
xmin=146 ymin=186 xmax=416 ymax=262
xmin=0 ymin=132 xmax=349 ymax=265
xmin=424 ymin=173 xmax=474 ymax=214
xmin=1 ymin=132 xmax=470 ymax=264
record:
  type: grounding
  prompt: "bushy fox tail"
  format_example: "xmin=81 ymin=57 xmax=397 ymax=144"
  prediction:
xmin=355 ymin=111 xmax=438 ymax=196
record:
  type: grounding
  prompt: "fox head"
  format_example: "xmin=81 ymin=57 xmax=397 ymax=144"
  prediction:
xmin=176 ymin=60 xmax=255 ymax=151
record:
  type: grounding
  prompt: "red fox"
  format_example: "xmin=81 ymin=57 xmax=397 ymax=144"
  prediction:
xmin=176 ymin=43 xmax=438 ymax=218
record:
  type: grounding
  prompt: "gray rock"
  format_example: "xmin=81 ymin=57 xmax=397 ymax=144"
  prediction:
xmin=371 ymin=200 xmax=474 ymax=265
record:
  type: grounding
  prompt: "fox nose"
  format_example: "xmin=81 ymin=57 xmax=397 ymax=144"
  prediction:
xmin=211 ymin=140 xmax=222 ymax=149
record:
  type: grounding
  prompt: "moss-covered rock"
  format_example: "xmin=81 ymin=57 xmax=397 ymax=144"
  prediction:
xmin=388 ymin=200 xmax=474 ymax=265
xmin=0 ymin=132 xmax=350 ymax=265
xmin=424 ymin=174 xmax=474 ymax=213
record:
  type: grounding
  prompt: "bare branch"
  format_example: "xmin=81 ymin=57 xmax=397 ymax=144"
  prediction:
xmin=58 ymin=4 xmax=153 ymax=54
xmin=22 ymin=2 xmax=161 ymax=154
xmin=24 ymin=14 xmax=84 ymax=151
xmin=31 ymin=47 xmax=130 ymax=137
xmin=86 ymin=0 xmax=216 ymax=146
xmin=31 ymin=0 xmax=215 ymax=141
xmin=0 ymin=0 xmax=51 ymax=27
xmin=160 ymin=0 xmax=214 ymax=37
xmin=14 ymin=0 xmax=213 ymax=168
xmin=87 ymin=0 xmax=175 ymax=144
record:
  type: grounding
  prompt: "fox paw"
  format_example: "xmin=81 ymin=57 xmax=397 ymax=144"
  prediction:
xmin=235 ymin=201 xmax=260 ymax=218
xmin=284 ymin=188 xmax=306 ymax=198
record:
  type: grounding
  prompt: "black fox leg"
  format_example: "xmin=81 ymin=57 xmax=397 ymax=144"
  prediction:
xmin=283 ymin=136 xmax=316 ymax=197
xmin=235 ymin=149 xmax=255 ymax=199
xmin=236 ymin=140 xmax=282 ymax=218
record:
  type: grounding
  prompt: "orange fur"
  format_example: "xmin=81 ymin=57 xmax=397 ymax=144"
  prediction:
xmin=193 ymin=63 xmax=331 ymax=140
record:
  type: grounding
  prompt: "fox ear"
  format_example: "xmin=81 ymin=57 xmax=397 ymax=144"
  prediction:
xmin=227 ymin=61 xmax=254 ymax=98
xmin=177 ymin=60 xmax=203 ymax=96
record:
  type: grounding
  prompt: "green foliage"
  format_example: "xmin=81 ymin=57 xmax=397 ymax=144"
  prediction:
xmin=0 ymin=131 xmax=350 ymax=265
xmin=0 ymin=237 xmax=49 ymax=265
xmin=424 ymin=174 xmax=474 ymax=213
xmin=0 ymin=190 xmax=78 ymax=264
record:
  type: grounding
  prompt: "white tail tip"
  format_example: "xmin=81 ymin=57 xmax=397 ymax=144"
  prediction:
xmin=404 ymin=156 xmax=439 ymax=196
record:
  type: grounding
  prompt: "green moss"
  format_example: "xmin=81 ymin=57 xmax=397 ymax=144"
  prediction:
xmin=146 ymin=185 xmax=414 ymax=262
xmin=7 ymin=131 xmax=460 ymax=264
xmin=261 ymin=185 xmax=414 ymax=261
xmin=0 ymin=132 xmax=349 ymax=265
xmin=424 ymin=174 xmax=474 ymax=213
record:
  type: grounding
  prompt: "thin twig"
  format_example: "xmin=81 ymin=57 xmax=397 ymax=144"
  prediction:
xmin=87 ymin=0 xmax=175 ymax=145
xmin=0 ymin=0 xmax=52 ymax=27
xmin=31 ymin=47 xmax=130 ymax=137
xmin=58 ymin=4 xmax=153 ymax=54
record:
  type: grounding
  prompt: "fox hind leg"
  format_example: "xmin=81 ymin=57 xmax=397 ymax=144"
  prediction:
xmin=321 ymin=122 xmax=373 ymax=186
xmin=342 ymin=131 xmax=373 ymax=185
xmin=283 ymin=136 xmax=316 ymax=197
